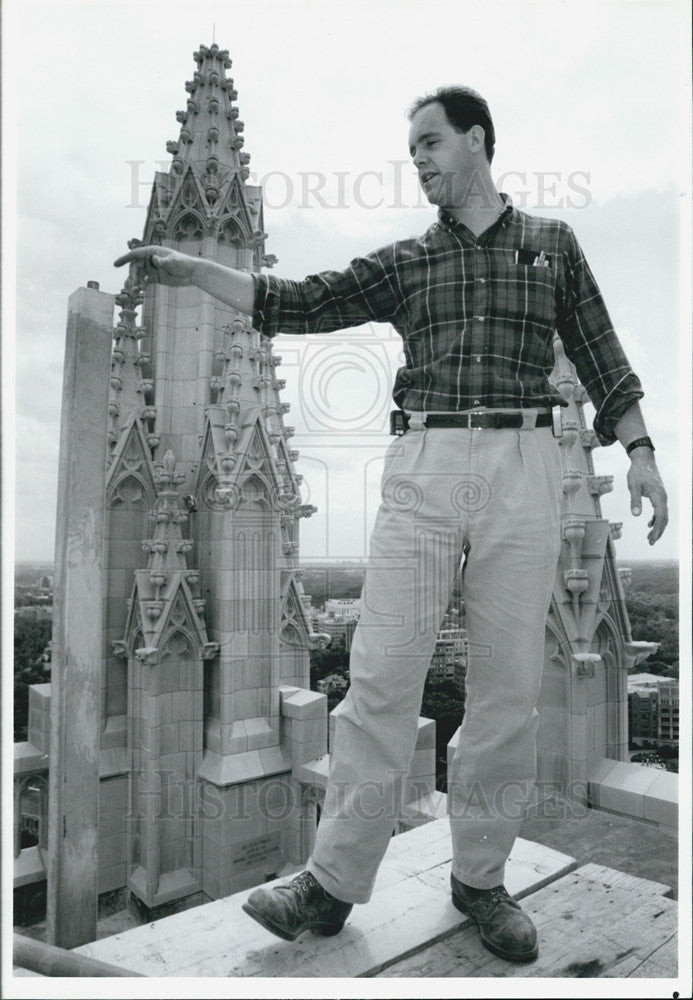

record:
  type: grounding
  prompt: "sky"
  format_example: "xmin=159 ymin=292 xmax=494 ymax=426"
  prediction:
xmin=3 ymin=0 xmax=691 ymax=566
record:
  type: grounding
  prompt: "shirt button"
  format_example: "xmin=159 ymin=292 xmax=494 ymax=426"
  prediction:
xmin=473 ymin=399 xmax=480 ymax=405
xmin=478 ymin=278 xmax=486 ymax=284
xmin=475 ymin=356 xmax=481 ymax=362
xmin=476 ymin=316 xmax=485 ymax=322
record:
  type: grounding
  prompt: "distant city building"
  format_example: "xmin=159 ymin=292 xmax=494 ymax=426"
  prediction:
xmin=428 ymin=628 xmax=467 ymax=689
xmin=324 ymin=598 xmax=361 ymax=622
xmin=657 ymin=680 xmax=679 ymax=745
xmin=14 ymin=606 xmax=53 ymax=623
xmin=628 ymin=674 xmax=679 ymax=746
xmin=312 ymin=612 xmax=357 ymax=651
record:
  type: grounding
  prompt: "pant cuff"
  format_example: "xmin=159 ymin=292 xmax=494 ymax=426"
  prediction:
xmin=306 ymin=857 xmax=370 ymax=905
xmin=451 ymin=863 xmax=506 ymax=890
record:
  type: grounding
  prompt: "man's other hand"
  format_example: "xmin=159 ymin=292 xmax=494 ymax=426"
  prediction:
xmin=114 ymin=246 xmax=196 ymax=287
xmin=627 ymin=453 xmax=668 ymax=545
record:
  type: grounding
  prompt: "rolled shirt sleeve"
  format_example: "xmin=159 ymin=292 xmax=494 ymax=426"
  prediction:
xmin=252 ymin=246 xmax=400 ymax=337
xmin=557 ymin=226 xmax=644 ymax=445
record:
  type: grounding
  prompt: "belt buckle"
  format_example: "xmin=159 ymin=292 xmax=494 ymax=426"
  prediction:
xmin=469 ymin=410 xmax=485 ymax=429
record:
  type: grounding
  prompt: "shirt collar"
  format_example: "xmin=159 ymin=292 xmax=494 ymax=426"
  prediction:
xmin=437 ymin=192 xmax=515 ymax=233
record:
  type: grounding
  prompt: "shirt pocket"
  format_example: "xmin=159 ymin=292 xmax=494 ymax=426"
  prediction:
xmin=495 ymin=264 xmax=558 ymax=331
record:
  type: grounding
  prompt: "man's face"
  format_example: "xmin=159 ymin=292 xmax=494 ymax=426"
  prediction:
xmin=408 ymin=101 xmax=481 ymax=209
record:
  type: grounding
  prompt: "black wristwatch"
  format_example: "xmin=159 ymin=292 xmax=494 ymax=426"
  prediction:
xmin=625 ymin=436 xmax=655 ymax=456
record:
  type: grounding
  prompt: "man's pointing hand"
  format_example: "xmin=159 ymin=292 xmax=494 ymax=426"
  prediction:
xmin=113 ymin=245 xmax=196 ymax=287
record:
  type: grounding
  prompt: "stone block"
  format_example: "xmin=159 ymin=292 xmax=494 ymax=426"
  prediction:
xmin=99 ymin=774 xmax=128 ymax=814
xmin=407 ymin=747 xmax=435 ymax=779
xmin=587 ymin=701 xmax=608 ymax=756
xmin=98 ymin=806 xmax=125 ymax=842
xmin=99 ymin=833 xmax=126 ymax=868
xmin=288 ymin=717 xmax=327 ymax=745
xmin=569 ymin=714 xmax=589 ymax=763
xmin=642 ymin=771 xmax=678 ymax=827
xmin=103 ymin=710 xmax=127 ymax=742
xmin=221 ymin=722 xmax=247 ymax=755
xmin=295 ymin=755 xmax=330 ymax=789
xmin=99 ymin=746 xmax=129 ymax=779
xmin=414 ymin=717 xmax=435 ymax=749
xmin=245 ymin=719 xmax=275 ymax=752
xmin=257 ymin=745 xmax=292 ymax=777
xmin=447 ymin=725 xmax=462 ymax=771
xmin=400 ymin=789 xmax=448 ymax=827
xmin=172 ymin=691 xmax=192 ymax=720
xmin=29 ymin=683 xmax=51 ymax=708
xmin=204 ymin=721 xmax=222 ymax=755
xmin=281 ymin=688 xmax=325 ymax=721
xmin=98 ymin=862 xmax=127 ymax=895
xmin=159 ymin=722 xmax=180 ymax=756
xmin=202 ymin=868 xmax=221 ymax=900
xmin=234 ymin=688 xmax=261 ymax=719
xmin=587 ymin=756 xmax=618 ymax=806
xmin=590 ymin=759 xmax=660 ymax=819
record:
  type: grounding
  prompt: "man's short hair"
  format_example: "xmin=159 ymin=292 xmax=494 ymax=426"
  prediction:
xmin=407 ymin=86 xmax=496 ymax=163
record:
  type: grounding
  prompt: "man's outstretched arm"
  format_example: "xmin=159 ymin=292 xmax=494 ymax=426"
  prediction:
xmin=114 ymin=246 xmax=255 ymax=315
xmin=613 ymin=401 xmax=668 ymax=546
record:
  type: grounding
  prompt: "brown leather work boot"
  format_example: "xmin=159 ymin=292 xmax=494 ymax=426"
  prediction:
xmin=451 ymin=873 xmax=538 ymax=962
xmin=242 ymin=870 xmax=353 ymax=942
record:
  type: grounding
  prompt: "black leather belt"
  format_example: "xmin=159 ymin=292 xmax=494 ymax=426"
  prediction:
xmin=390 ymin=409 xmax=552 ymax=434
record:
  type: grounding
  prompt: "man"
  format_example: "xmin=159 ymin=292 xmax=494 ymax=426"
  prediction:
xmin=116 ymin=86 xmax=668 ymax=963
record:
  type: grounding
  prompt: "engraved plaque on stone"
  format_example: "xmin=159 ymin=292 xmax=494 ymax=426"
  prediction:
xmin=230 ymin=832 xmax=281 ymax=873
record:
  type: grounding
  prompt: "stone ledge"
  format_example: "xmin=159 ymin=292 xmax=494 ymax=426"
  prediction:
xmin=588 ymin=756 xmax=678 ymax=826
xmin=13 ymin=743 xmax=48 ymax=774
xmin=14 ymin=846 xmax=47 ymax=888
xmin=74 ymin=818 xmax=576 ymax=977
xmin=198 ymin=746 xmax=291 ymax=787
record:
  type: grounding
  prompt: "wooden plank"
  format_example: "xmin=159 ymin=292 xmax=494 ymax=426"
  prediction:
xmin=380 ymin=863 xmax=678 ymax=978
xmin=46 ymin=286 xmax=115 ymax=949
xmin=74 ymin=821 xmax=575 ymax=977
xmin=574 ymin=862 xmax=674 ymax=898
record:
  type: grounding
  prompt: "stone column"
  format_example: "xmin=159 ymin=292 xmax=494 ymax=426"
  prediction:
xmin=47 ymin=285 xmax=114 ymax=948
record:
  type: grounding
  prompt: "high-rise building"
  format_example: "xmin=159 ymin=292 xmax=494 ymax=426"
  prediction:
xmin=628 ymin=673 xmax=679 ymax=747
xmin=428 ymin=628 xmax=467 ymax=687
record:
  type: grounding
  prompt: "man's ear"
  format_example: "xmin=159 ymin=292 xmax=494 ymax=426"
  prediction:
xmin=468 ymin=124 xmax=486 ymax=154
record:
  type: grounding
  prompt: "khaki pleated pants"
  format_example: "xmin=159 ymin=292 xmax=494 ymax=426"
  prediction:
xmin=307 ymin=417 xmax=563 ymax=903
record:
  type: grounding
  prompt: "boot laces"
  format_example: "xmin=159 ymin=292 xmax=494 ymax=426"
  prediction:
xmin=289 ymin=870 xmax=320 ymax=905
xmin=478 ymin=886 xmax=515 ymax=919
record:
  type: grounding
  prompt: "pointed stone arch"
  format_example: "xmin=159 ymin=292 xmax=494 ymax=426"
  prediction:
xmin=217 ymin=216 xmax=247 ymax=247
xmin=160 ymin=627 xmax=195 ymax=662
xmin=172 ymin=211 xmax=204 ymax=241
xmin=238 ymin=471 xmax=273 ymax=509
xmin=106 ymin=415 xmax=157 ymax=510
xmin=279 ymin=572 xmax=311 ymax=648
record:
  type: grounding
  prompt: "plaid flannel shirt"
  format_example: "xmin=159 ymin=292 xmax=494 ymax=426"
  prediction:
xmin=252 ymin=196 xmax=643 ymax=444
